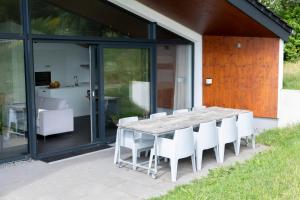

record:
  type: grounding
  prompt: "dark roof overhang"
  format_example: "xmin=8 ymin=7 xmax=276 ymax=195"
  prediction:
xmin=229 ymin=0 xmax=293 ymax=41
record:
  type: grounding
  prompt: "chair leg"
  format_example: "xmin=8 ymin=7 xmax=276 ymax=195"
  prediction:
xmin=191 ymin=154 xmax=196 ymax=172
xmin=214 ymin=146 xmax=219 ymax=163
xmin=148 ymin=149 xmax=154 ymax=175
xmin=252 ymin=134 xmax=256 ymax=149
xmin=132 ymin=148 xmax=138 ymax=170
xmin=234 ymin=138 xmax=241 ymax=156
xmin=170 ymin=158 xmax=178 ymax=182
xmin=145 ymin=150 xmax=149 ymax=157
xmin=244 ymin=136 xmax=248 ymax=146
xmin=218 ymin=143 xmax=225 ymax=163
xmin=195 ymin=148 xmax=203 ymax=171
xmin=137 ymin=151 xmax=141 ymax=158
xmin=113 ymin=136 xmax=119 ymax=164
xmin=113 ymin=146 xmax=118 ymax=164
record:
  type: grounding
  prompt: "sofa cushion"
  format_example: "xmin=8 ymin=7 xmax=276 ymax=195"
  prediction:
xmin=37 ymin=96 xmax=69 ymax=110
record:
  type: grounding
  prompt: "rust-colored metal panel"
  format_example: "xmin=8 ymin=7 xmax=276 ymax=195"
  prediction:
xmin=137 ymin=0 xmax=277 ymax=38
xmin=203 ymin=36 xmax=279 ymax=118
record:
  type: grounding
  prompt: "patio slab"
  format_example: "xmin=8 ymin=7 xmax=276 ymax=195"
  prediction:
xmin=0 ymin=144 xmax=267 ymax=200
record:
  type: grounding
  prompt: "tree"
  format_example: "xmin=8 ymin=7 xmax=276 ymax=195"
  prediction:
xmin=259 ymin=0 xmax=300 ymax=62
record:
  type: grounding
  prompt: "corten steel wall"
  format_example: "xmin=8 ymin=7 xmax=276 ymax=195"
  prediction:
xmin=203 ymin=36 xmax=279 ymax=118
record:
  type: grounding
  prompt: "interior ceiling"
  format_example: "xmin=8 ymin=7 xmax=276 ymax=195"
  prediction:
xmin=137 ymin=0 xmax=277 ymax=38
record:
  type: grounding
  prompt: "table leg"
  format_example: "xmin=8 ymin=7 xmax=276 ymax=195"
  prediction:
xmin=152 ymin=135 xmax=158 ymax=179
xmin=117 ymin=129 xmax=122 ymax=167
xmin=114 ymin=128 xmax=119 ymax=164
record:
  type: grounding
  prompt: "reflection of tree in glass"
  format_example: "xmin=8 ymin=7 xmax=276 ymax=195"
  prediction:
xmin=104 ymin=49 xmax=150 ymax=120
xmin=30 ymin=0 xmax=126 ymax=37
xmin=0 ymin=0 xmax=21 ymax=33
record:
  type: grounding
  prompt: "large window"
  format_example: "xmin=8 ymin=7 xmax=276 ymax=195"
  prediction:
xmin=156 ymin=44 xmax=192 ymax=114
xmin=0 ymin=0 xmax=22 ymax=33
xmin=30 ymin=0 xmax=148 ymax=38
xmin=0 ymin=40 xmax=28 ymax=160
xmin=103 ymin=48 xmax=150 ymax=138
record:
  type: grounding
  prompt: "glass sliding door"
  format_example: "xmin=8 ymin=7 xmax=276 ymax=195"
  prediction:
xmin=156 ymin=44 xmax=192 ymax=114
xmin=103 ymin=47 xmax=150 ymax=139
xmin=33 ymin=42 xmax=96 ymax=154
xmin=0 ymin=40 xmax=28 ymax=160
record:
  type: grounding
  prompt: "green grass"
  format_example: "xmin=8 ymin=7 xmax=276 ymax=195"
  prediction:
xmin=152 ymin=125 xmax=300 ymax=200
xmin=283 ymin=61 xmax=300 ymax=90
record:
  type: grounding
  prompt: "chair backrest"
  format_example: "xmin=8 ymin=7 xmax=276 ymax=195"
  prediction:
xmin=218 ymin=116 xmax=237 ymax=144
xmin=118 ymin=116 xmax=138 ymax=126
xmin=150 ymin=112 xmax=167 ymax=119
xmin=196 ymin=120 xmax=218 ymax=149
xmin=192 ymin=106 xmax=206 ymax=111
xmin=173 ymin=127 xmax=194 ymax=159
xmin=173 ymin=109 xmax=189 ymax=115
xmin=237 ymin=112 xmax=254 ymax=137
xmin=118 ymin=116 xmax=139 ymax=147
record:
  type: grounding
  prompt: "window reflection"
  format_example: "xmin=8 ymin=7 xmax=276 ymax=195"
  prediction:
xmin=156 ymin=44 xmax=192 ymax=114
xmin=0 ymin=40 xmax=28 ymax=160
xmin=30 ymin=0 xmax=148 ymax=38
xmin=0 ymin=0 xmax=22 ymax=33
xmin=104 ymin=48 xmax=150 ymax=138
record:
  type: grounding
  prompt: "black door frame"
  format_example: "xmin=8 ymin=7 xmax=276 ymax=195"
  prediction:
xmin=30 ymin=40 xmax=156 ymax=159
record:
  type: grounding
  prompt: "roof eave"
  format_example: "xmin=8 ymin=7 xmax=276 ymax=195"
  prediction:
xmin=227 ymin=0 xmax=293 ymax=42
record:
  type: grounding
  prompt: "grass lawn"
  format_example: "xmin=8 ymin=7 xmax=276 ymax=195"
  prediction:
xmin=152 ymin=125 xmax=300 ymax=200
xmin=283 ymin=61 xmax=300 ymax=90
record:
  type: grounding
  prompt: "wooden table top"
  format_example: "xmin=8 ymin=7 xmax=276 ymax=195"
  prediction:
xmin=118 ymin=107 xmax=250 ymax=135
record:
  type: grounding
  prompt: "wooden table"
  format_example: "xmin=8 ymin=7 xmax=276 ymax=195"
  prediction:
xmin=117 ymin=107 xmax=250 ymax=178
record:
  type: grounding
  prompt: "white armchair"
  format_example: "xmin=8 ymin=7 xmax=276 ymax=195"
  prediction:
xmin=194 ymin=120 xmax=219 ymax=171
xmin=150 ymin=112 xmax=167 ymax=119
xmin=236 ymin=112 xmax=255 ymax=155
xmin=217 ymin=116 xmax=238 ymax=163
xmin=148 ymin=127 xmax=196 ymax=182
xmin=36 ymin=96 xmax=74 ymax=138
xmin=173 ymin=109 xmax=189 ymax=115
xmin=192 ymin=106 xmax=206 ymax=111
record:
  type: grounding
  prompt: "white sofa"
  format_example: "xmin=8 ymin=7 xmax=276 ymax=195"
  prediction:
xmin=36 ymin=96 xmax=74 ymax=137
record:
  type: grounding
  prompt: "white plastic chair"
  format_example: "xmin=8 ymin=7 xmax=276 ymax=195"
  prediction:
xmin=192 ymin=106 xmax=206 ymax=111
xmin=236 ymin=112 xmax=255 ymax=155
xmin=148 ymin=127 xmax=196 ymax=182
xmin=173 ymin=109 xmax=189 ymax=115
xmin=114 ymin=116 xmax=154 ymax=170
xmin=217 ymin=116 xmax=238 ymax=163
xmin=150 ymin=112 xmax=167 ymax=119
xmin=194 ymin=120 xmax=219 ymax=171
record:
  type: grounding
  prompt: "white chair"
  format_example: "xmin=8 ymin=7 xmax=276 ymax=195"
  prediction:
xmin=236 ymin=112 xmax=255 ymax=155
xmin=150 ymin=112 xmax=167 ymax=119
xmin=217 ymin=116 xmax=238 ymax=163
xmin=192 ymin=106 xmax=206 ymax=111
xmin=114 ymin=116 xmax=154 ymax=170
xmin=173 ymin=109 xmax=189 ymax=115
xmin=194 ymin=120 xmax=219 ymax=171
xmin=148 ymin=127 xmax=196 ymax=182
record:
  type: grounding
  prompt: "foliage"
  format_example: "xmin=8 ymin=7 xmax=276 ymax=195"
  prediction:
xmin=283 ymin=61 xmax=300 ymax=89
xmin=152 ymin=125 xmax=300 ymax=200
xmin=259 ymin=0 xmax=300 ymax=62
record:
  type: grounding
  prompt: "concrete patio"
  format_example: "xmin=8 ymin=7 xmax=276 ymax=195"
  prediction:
xmin=0 ymin=144 xmax=267 ymax=200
